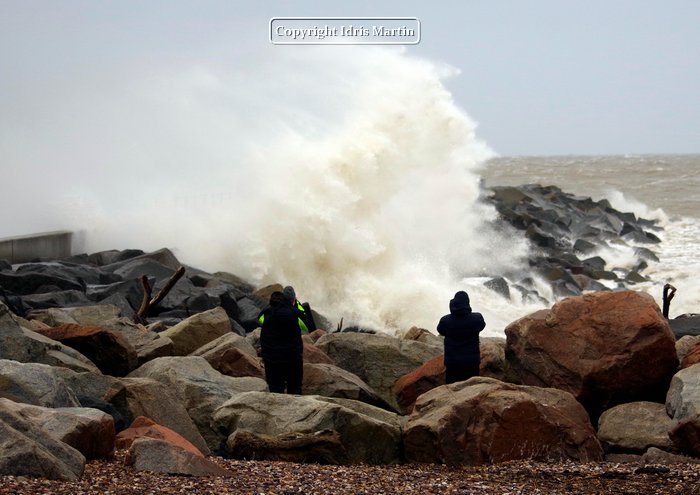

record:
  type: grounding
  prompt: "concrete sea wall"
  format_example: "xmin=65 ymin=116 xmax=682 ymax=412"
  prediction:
xmin=0 ymin=231 xmax=73 ymax=263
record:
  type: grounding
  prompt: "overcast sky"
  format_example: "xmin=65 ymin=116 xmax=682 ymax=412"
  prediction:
xmin=1 ymin=0 xmax=699 ymax=156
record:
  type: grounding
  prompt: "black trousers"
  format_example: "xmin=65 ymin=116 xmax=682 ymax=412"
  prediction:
xmin=445 ymin=363 xmax=480 ymax=384
xmin=263 ymin=358 xmax=303 ymax=394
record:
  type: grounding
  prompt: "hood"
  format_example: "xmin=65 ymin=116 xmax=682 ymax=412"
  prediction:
xmin=449 ymin=291 xmax=472 ymax=314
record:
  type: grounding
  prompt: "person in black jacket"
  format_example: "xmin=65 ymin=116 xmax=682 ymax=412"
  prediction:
xmin=259 ymin=291 xmax=306 ymax=394
xmin=437 ymin=290 xmax=486 ymax=384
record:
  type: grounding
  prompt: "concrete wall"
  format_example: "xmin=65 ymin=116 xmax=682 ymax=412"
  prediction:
xmin=0 ymin=231 xmax=73 ymax=263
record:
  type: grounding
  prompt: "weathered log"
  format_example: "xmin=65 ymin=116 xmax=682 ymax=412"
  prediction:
xmin=134 ymin=266 xmax=185 ymax=324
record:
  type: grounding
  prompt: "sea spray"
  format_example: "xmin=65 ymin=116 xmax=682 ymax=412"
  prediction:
xmin=5 ymin=46 xmax=532 ymax=334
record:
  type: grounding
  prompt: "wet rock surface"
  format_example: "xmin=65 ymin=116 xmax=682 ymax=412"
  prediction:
xmin=483 ymin=184 xmax=662 ymax=302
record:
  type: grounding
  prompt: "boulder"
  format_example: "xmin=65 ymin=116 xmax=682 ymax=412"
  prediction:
xmin=27 ymin=304 xmax=122 ymax=327
xmin=479 ymin=337 xmax=508 ymax=380
xmin=596 ymin=401 xmax=674 ymax=453
xmin=315 ymin=332 xmax=442 ymax=410
xmin=52 ymin=368 xmax=129 ymax=431
xmin=669 ymin=414 xmax=700 ymax=457
xmin=19 ymin=290 xmax=92 ymax=310
xmin=682 ymin=342 xmax=700 ymax=369
xmin=641 ymin=447 xmax=700 ymax=465
xmin=676 ymin=335 xmax=700 ymax=364
xmin=393 ymin=355 xmax=445 ymax=415
xmin=0 ymin=302 xmax=99 ymax=373
xmin=403 ymin=377 xmax=603 ymax=466
xmin=116 ymin=416 xmax=203 ymax=456
xmin=191 ymin=332 xmax=262 ymax=378
xmin=127 ymin=356 xmax=267 ymax=452
xmin=159 ymin=307 xmax=232 ymax=356
xmin=670 ymin=314 xmax=700 ymax=339
xmin=666 ymin=364 xmax=700 ymax=420
xmin=307 ymin=329 xmax=328 ymax=343
xmin=126 ymin=437 xmax=234 ymax=477
xmin=302 ymin=363 xmax=390 ymax=409
xmin=0 ymin=359 xmax=81 ymax=407
xmin=100 ymin=318 xmax=174 ymax=366
xmin=0 ymin=270 xmax=85 ymax=294
xmin=0 ymin=403 xmax=85 ymax=480
xmin=400 ymin=327 xmax=443 ymax=350
xmin=236 ymin=297 xmax=265 ymax=331
xmin=393 ymin=338 xmax=508 ymax=414
xmin=0 ymin=397 xmax=115 ymax=460
xmin=213 ymin=392 xmax=402 ymax=464
xmin=505 ymin=291 xmax=678 ymax=420
xmin=14 ymin=261 xmax=119 ymax=286
xmin=303 ymin=343 xmax=335 ymax=365
xmin=86 ymin=279 xmax=143 ymax=314
xmin=120 ymin=377 xmax=210 ymax=455
xmin=33 ymin=323 xmax=138 ymax=376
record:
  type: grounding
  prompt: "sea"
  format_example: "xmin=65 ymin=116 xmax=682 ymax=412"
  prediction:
xmin=480 ymin=154 xmax=700 ymax=330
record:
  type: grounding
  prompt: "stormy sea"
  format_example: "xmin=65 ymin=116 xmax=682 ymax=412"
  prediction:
xmin=3 ymin=47 xmax=697 ymax=336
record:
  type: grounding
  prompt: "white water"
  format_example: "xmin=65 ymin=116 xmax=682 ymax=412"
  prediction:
xmin=2 ymin=47 xmax=533 ymax=335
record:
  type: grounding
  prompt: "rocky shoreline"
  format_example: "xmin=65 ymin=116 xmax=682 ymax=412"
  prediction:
xmin=2 ymin=184 xmax=700 ymax=491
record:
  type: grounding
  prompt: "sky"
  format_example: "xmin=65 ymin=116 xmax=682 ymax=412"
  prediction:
xmin=1 ymin=0 xmax=699 ymax=157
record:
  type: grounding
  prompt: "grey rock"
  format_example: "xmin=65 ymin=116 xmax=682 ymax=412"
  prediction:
xmin=213 ymin=392 xmax=402 ymax=464
xmin=0 ymin=359 xmax=81 ymax=407
xmin=597 ymin=402 xmax=675 ymax=453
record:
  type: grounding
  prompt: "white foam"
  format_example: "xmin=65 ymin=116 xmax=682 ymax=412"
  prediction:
xmin=4 ymin=46 xmax=534 ymax=334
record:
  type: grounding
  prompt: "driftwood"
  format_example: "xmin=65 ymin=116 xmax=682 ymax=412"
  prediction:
xmin=662 ymin=283 xmax=677 ymax=319
xmin=134 ymin=266 xmax=185 ymax=324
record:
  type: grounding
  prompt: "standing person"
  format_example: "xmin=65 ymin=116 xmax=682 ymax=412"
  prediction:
xmin=437 ymin=290 xmax=486 ymax=384
xmin=282 ymin=285 xmax=315 ymax=332
xmin=259 ymin=291 xmax=306 ymax=394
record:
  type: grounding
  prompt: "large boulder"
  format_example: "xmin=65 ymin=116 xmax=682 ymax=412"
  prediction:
xmin=666 ymin=363 xmax=700 ymax=420
xmin=302 ymin=363 xmax=390 ymax=410
xmin=33 ymin=323 xmax=138 ymax=376
xmin=120 ymin=377 xmax=210 ymax=455
xmin=127 ymin=356 xmax=267 ymax=452
xmin=0 ymin=359 xmax=81 ymax=407
xmin=213 ymin=391 xmax=402 ymax=465
xmin=315 ymin=332 xmax=442 ymax=410
xmin=0 ymin=398 xmax=115 ymax=460
xmin=393 ymin=338 xmax=509 ymax=414
xmin=403 ymin=377 xmax=603 ymax=466
xmin=596 ymin=401 xmax=674 ymax=453
xmin=505 ymin=291 xmax=678 ymax=420
xmin=0 ymin=400 xmax=86 ymax=480
xmin=159 ymin=307 xmax=232 ymax=356
xmin=0 ymin=302 xmax=98 ymax=373
xmin=126 ymin=437 xmax=234 ymax=477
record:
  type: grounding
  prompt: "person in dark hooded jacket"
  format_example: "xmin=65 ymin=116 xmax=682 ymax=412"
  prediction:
xmin=437 ymin=290 xmax=486 ymax=384
xmin=259 ymin=291 xmax=306 ymax=394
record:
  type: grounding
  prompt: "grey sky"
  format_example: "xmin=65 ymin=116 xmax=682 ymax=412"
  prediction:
xmin=1 ymin=0 xmax=699 ymax=156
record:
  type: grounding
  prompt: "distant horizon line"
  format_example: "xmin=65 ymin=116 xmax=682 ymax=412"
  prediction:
xmin=487 ymin=152 xmax=700 ymax=159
